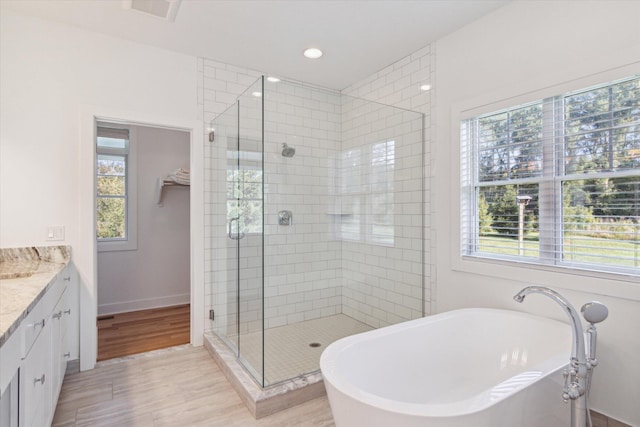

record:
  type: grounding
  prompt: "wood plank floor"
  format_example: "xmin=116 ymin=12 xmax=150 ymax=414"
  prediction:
xmin=97 ymin=305 xmax=190 ymax=361
xmin=53 ymin=346 xmax=335 ymax=427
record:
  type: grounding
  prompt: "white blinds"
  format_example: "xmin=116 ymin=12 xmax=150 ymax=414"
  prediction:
xmin=461 ymin=75 xmax=640 ymax=274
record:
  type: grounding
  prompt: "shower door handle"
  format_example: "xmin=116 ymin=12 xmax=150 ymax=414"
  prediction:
xmin=228 ymin=218 xmax=245 ymax=240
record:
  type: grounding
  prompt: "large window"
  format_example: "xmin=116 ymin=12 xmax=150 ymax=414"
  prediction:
xmin=461 ymin=76 xmax=640 ymax=275
xmin=96 ymin=125 xmax=137 ymax=251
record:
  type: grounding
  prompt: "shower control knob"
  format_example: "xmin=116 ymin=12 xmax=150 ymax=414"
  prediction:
xmin=278 ymin=210 xmax=292 ymax=226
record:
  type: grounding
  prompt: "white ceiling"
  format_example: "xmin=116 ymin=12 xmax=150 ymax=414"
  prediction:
xmin=2 ymin=0 xmax=510 ymax=90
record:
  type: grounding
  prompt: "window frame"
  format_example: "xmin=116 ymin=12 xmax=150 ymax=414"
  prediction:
xmin=96 ymin=124 xmax=138 ymax=252
xmin=463 ymin=78 xmax=640 ymax=276
xmin=451 ymin=67 xmax=640 ymax=294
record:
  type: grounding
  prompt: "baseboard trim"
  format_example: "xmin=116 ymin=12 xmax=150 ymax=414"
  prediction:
xmin=98 ymin=294 xmax=190 ymax=315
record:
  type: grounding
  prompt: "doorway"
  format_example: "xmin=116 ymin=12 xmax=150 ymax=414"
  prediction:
xmin=95 ymin=122 xmax=191 ymax=360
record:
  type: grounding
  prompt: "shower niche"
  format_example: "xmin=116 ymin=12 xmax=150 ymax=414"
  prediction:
xmin=205 ymin=76 xmax=424 ymax=414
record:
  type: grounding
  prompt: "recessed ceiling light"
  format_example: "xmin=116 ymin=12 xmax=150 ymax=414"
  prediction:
xmin=303 ymin=48 xmax=323 ymax=59
xmin=420 ymin=84 xmax=432 ymax=91
xmin=252 ymin=91 xmax=262 ymax=98
xmin=267 ymin=76 xmax=281 ymax=83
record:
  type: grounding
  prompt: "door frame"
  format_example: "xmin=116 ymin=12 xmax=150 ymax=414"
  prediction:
xmin=78 ymin=105 xmax=204 ymax=371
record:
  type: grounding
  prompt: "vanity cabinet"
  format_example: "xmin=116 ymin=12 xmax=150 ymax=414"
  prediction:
xmin=7 ymin=264 xmax=77 ymax=427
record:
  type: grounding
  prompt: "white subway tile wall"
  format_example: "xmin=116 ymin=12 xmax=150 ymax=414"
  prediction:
xmin=200 ymin=40 xmax=433 ymax=344
xmin=263 ymin=81 xmax=343 ymax=329
xmin=340 ymin=96 xmax=423 ymax=327
xmin=342 ymin=45 xmax=434 ymax=316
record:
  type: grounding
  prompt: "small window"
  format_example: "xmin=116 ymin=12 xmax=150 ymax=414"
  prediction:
xmin=227 ymin=147 xmax=263 ymax=235
xmin=227 ymin=167 xmax=263 ymax=235
xmin=96 ymin=125 xmax=137 ymax=251
xmin=461 ymin=76 xmax=640 ymax=276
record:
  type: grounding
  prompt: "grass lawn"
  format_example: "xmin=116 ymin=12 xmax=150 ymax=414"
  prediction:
xmin=478 ymin=234 xmax=640 ymax=268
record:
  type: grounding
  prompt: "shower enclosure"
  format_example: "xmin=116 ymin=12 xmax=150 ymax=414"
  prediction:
xmin=207 ymin=76 xmax=424 ymax=387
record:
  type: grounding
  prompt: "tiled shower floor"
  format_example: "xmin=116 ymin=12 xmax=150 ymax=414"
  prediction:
xmin=228 ymin=314 xmax=372 ymax=385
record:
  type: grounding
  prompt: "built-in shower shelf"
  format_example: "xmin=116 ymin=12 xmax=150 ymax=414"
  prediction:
xmin=155 ymin=177 xmax=189 ymax=205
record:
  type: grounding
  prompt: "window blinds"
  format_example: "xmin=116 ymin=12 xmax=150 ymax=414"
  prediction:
xmin=461 ymin=75 xmax=640 ymax=274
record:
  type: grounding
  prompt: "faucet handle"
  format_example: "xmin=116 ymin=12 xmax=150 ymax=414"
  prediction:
xmin=561 ymin=367 xmax=584 ymax=402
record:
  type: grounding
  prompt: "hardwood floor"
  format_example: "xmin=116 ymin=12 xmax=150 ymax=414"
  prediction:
xmin=53 ymin=346 xmax=335 ymax=426
xmin=97 ymin=305 xmax=190 ymax=361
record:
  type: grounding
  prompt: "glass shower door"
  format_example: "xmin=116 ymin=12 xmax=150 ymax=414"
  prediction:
xmin=235 ymin=77 xmax=264 ymax=385
xmin=210 ymin=76 xmax=265 ymax=386
xmin=210 ymin=100 xmax=240 ymax=356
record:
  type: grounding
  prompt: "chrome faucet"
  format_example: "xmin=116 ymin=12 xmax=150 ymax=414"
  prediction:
xmin=514 ymin=286 xmax=588 ymax=427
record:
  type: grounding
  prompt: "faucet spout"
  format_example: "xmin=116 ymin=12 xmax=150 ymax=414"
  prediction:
xmin=514 ymin=286 xmax=587 ymax=426
xmin=513 ymin=286 xmax=586 ymax=367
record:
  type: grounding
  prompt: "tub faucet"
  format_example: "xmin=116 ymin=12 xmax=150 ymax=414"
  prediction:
xmin=514 ymin=286 xmax=587 ymax=427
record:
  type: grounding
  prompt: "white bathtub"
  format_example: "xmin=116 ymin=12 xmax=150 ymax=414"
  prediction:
xmin=320 ymin=308 xmax=572 ymax=427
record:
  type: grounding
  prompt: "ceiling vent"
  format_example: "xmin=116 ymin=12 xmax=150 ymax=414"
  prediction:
xmin=122 ymin=0 xmax=182 ymax=23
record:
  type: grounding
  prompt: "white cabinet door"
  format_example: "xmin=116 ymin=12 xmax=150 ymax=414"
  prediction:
xmin=19 ymin=318 xmax=51 ymax=427
xmin=0 ymin=371 xmax=19 ymax=427
xmin=50 ymin=288 xmax=66 ymax=406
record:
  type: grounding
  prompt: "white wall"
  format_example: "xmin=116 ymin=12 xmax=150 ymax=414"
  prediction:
xmin=0 ymin=8 xmax=202 ymax=369
xmin=97 ymin=125 xmax=190 ymax=315
xmin=433 ymin=2 xmax=640 ymax=425
xmin=0 ymin=9 xmax=198 ymax=249
xmin=342 ymin=1 xmax=640 ymax=423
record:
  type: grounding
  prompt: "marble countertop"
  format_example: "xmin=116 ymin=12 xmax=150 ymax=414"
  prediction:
xmin=0 ymin=246 xmax=71 ymax=347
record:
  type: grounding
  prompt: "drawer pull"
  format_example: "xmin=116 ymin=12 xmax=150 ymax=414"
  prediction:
xmin=32 ymin=319 xmax=45 ymax=330
xmin=63 ymin=276 xmax=71 ymax=282
xmin=64 ymin=309 xmax=71 ymax=315
xmin=64 ymin=352 xmax=71 ymax=358
xmin=34 ymin=374 xmax=45 ymax=385
xmin=53 ymin=311 xmax=62 ymax=320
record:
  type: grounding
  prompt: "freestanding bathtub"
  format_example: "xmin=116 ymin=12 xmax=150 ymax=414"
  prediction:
xmin=320 ymin=308 xmax=572 ymax=427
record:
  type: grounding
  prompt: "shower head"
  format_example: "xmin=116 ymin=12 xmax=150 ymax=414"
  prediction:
xmin=581 ymin=301 xmax=608 ymax=324
xmin=282 ymin=143 xmax=295 ymax=158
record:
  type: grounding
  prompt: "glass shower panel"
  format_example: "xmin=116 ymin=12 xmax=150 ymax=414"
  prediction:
xmin=210 ymin=101 xmax=239 ymax=355
xmin=235 ymin=77 xmax=265 ymax=386
xmin=339 ymin=94 xmax=424 ymax=327
xmin=208 ymin=76 xmax=423 ymax=390
xmin=260 ymin=81 xmax=423 ymax=387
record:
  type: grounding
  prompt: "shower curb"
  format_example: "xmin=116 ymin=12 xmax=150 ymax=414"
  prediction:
xmin=203 ymin=332 xmax=326 ymax=418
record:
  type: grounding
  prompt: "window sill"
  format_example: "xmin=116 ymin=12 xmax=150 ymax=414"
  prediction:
xmin=452 ymin=254 xmax=640 ymax=302
xmin=97 ymin=239 xmax=137 ymax=252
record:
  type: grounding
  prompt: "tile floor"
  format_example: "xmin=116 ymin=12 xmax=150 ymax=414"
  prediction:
xmin=226 ymin=314 xmax=372 ymax=385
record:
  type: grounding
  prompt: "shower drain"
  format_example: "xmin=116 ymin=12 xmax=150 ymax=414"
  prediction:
xmin=309 ymin=342 xmax=321 ymax=348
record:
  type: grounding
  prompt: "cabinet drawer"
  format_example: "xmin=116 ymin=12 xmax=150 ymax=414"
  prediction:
xmin=20 ymin=303 xmax=47 ymax=359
